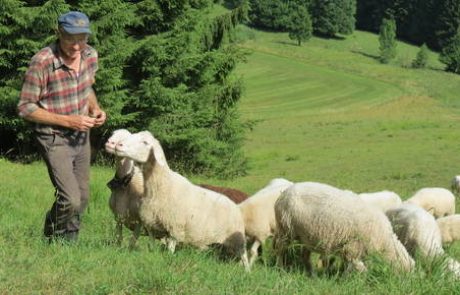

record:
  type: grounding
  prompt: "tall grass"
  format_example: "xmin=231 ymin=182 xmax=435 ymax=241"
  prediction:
xmin=2 ymin=25 xmax=460 ymax=293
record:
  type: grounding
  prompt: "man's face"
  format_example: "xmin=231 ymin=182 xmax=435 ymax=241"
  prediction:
xmin=58 ymin=29 xmax=89 ymax=60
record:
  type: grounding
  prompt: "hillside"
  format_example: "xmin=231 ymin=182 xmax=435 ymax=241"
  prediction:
xmin=2 ymin=25 xmax=460 ymax=294
xmin=219 ymin=27 xmax=460 ymax=198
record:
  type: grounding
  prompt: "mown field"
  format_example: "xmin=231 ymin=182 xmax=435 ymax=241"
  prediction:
xmin=2 ymin=25 xmax=460 ymax=294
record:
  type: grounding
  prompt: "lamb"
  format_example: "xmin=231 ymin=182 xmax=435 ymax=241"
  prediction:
xmin=404 ymin=187 xmax=455 ymax=218
xmin=451 ymin=176 xmax=460 ymax=195
xmin=358 ymin=190 xmax=402 ymax=213
xmin=105 ymin=129 xmax=147 ymax=248
xmin=238 ymin=178 xmax=293 ymax=266
xmin=273 ymin=182 xmax=415 ymax=274
xmin=386 ymin=204 xmax=460 ymax=278
xmin=436 ymin=215 xmax=460 ymax=245
xmin=114 ymin=130 xmax=250 ymax=271
xmin=198 ymin=184 xmax=249 ymax=204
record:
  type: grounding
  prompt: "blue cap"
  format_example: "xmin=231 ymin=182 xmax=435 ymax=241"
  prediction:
xmin=58 ymin=11 xmax=91 ymax=35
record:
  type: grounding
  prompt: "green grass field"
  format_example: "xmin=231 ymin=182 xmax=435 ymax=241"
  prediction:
xmin=2 ymin=26 xmax=460 ymax=294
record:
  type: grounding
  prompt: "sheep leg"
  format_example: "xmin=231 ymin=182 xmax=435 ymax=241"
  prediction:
xmin=115 ymin=220 xmax=123 ymax=246
xmin=248 ymin=240 xmax=261 ymax=267
xmin=128 ymin=223 xmax=141 ymax=250
xmin=302 ymin=249 xmax=313 ymax=275
xmin=166 ymin=237 xmax=177 ymax=254
xmin=273 ymin=234 xmax=288 ymax=268
xmin=241 ymin=250 xmax=251 ymax=272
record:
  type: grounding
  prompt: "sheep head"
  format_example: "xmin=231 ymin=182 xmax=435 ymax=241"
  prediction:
xmin=105 ymin=129 xmax=132 ymax=154
xmin=115 ymin=131 xmax=167 ymax=167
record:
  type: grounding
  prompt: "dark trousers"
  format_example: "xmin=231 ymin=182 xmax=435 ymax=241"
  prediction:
xmin=35 ymin=131 xmax=91 ymax=238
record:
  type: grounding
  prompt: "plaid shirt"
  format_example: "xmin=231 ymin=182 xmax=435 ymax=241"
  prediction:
xmin=18 ymin=42 xmax=98 ymax=134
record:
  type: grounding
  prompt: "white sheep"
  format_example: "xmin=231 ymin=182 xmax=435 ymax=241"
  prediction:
xmin=436 ymin=214 xmax=460 ymax=245
xmin=238 ymin=178 xmax=293 ymax=266
xmin=404 ymin=187 xmax=455 ymax=218
xmin=386 ymin=203 xmax=460 ymax=278
xmin=105 ymin=129 xmax=147 ymax=248
xmin=114 ymin=131 xmax=250 ymax=271
xmin=358 ymin=190 xmax=402 ymax=213
xmin=451 ymin=176 xmax=460 ymax=195
xmin=273 ymin=182 xmax=415 ymax=274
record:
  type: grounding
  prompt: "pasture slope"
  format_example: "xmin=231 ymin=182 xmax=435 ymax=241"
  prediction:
xmin=1 ymin=27 xmax=460 ymax=294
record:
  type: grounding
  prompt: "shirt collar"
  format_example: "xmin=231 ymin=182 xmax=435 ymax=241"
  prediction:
xmin=51 ymin=41 xmax=90 ymax=70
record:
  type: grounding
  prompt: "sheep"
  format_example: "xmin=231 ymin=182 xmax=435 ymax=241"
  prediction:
xmin=198 ymin=184 xmax=249 ymax=204
xmin=105 ymin=129 xmax=147 ymax=248
xmin=404 ymin=187 xmax=455 ymax=218
xmin=451 ymin=176 xmax=460 ymax=195
xmin=273 ymin=182 xmax=414 ymax=274
xmin=358 ymin=190 xmax=402 ymax=213
xmin=386 ymin=203 xmax=460 ymax=278
xmin=114 ymin=130 xmax=250 ymax=271
xmin=238 ymin=178 xmax=293 ymax=266
xmin=436 ymin=215 xmax=460 ymax=245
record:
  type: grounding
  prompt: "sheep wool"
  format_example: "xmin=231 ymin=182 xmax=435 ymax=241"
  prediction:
xmin=405 ymin=187 xmax=455 ymax=218
xmin=274 ymin=182 xmax=415 ymax=274
xmin=114 ymin=131 xmax=250 ymax=271
xmin=105 ymin=129 xmax=147 ymax=247
xmin=238 ymin=178 xmax=293 ymax=266
xmin=358 ymin=190 xmax=402 ymax=213
xmin=386 ymin=204 xmax=460 ymax=279
xmin=436 ymin=214 xmax=460 ymax=245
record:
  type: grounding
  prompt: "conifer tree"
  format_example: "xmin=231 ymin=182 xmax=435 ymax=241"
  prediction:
xmin=412 ymin=43 xmax=429 ymax=69
xmin=439 ymin=26 xmax=460 ymax=74
xmin=0 ymin=0 xmax=250 ymax=177
xmin=288 ymin=5 xmax=312 ymax=46
xmin=379 ymin=17 xmax=397 ymax=64
xmin=309 ymin=0 xmax=356 ymax=37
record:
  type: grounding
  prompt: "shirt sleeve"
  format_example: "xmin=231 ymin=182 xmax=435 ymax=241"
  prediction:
xmin=17 ymin=60 xmax=43 ymax=118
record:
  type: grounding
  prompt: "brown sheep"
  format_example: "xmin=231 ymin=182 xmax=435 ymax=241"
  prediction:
xmin=198 ymin=184 xmax=249 ymax=204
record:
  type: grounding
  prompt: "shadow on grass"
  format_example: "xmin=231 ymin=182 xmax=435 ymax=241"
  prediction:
xmin=351 ymin=49 xmax=380 ymax=62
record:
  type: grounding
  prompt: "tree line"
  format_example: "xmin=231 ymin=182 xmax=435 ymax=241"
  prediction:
xmin=0 ymin=0 xmax=249 ymax=178
xmin=238 ymin=0 xmax=460 ymax=71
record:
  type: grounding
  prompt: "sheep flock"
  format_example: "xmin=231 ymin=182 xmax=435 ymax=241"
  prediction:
xmin=103 ymin=129 xmax=460 ymax=278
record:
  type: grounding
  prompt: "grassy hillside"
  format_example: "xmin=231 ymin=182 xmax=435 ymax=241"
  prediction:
xmin=2 ymin=26 xmax=460 ymax=293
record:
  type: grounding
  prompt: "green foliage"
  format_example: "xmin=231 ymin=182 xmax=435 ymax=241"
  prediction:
xmin=0 ymin=0 xmax=250 ymax=178
xmin=3 ymin=26 xmax=460 ymax=292
xmin=379 ymin=17 xmax=397 ymax=64
xmin=309 ymin=0 xmax=356 ymax=37
xmin=248 ymin=0 xmax=292 ymax=31
xmin=412 ymin=43 xmax=429 ymax=69
xmin=439 ymin=26 xmax=460 ymax=74
xmin=309 ymin=0 xmax=338 ymax=36
xmin=287 ymin=5 xmax=312 ymax=46
xmin=435 ymin=0 xmax=460 ymax=49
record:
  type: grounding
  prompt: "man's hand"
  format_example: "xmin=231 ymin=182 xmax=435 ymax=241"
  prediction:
xmin=66 ymin=115 xmax=97 ymax=131
xmin=91 ymin=109 xmax=106 ymax=127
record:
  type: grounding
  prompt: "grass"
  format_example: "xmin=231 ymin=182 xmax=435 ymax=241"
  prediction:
xmin=2 ymin=25 xmax=460 ymax=293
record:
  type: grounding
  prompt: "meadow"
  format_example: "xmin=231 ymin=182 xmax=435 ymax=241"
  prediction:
xmin=2 ymin=25 xmax=460 ymax=294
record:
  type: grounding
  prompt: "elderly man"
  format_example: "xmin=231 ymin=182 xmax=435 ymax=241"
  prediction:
xmin=18 ymin=11 xmax=106 ymax=243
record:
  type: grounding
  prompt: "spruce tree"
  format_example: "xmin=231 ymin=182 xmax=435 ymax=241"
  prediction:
xmin=435 ymin=0 xmax=460 ymax=49
xmin=309 ymin=0 xmax=356 ymax=37
xmin=439 ymin=26 xmax=460 ymax=74
xmin=0 ymin=0 xmax=250 ymax=177
xmin=288 ymin=5 xmax=312 ymax=46
xmin=310 ymin=0 xmax=338 ymax=36
xmin=412 ymin=43 xmax=429 ymax=69
xmin=379 ymin=17 xmax=397 ymax=64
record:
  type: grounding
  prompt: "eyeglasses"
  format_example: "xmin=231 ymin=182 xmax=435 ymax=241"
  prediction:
xmin=59 ymin=31 xmax=89 ymax=45
xmin=60 ymin=36 xmax=88 ymax=45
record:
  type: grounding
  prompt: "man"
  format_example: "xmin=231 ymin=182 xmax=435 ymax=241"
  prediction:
xmin=17 ymin=11 xmax=106 ymax=243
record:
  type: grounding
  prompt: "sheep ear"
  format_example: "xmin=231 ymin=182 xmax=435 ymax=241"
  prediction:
xmin=151 ymin=141 xmax=167 ymax=167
